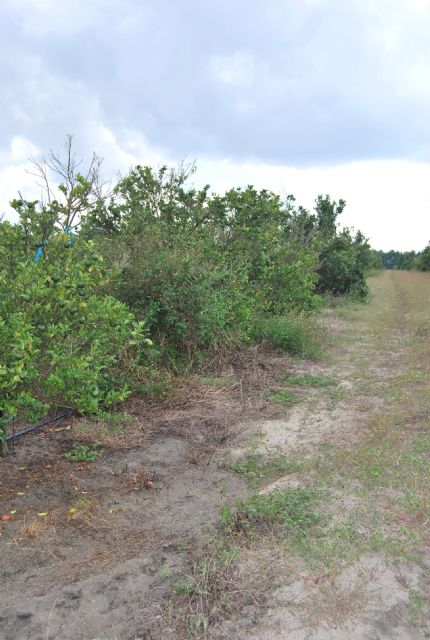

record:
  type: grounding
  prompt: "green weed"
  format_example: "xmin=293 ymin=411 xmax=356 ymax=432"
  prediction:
xmin=251 ymin=314 xmax=323 ymax=358
xmin=196 ymin=375 xmax=235 ymax=388
xmin=70 ymin=497 xmax=93 ymax=514
xmin=284 ymin=373 xmax=339 ymax=388
xmin=266 ymin=389 xmax=296 ymax=405
xmin=170 ymin=541 xmax=242 ymax=634
xmin=64 ymin=443 xmax=102 ymax=462
xmin=172 ymin=579 xmax=195 ymax=596
xmin=99 ymin=410 xmax=133 ymax=432
xmin=222 ymin=487 xmax=321 ymax=538
xmin=408 ymin=588 xmax=430 ymax=635
xmin=222 ymin=452 xmax=299 ymax=484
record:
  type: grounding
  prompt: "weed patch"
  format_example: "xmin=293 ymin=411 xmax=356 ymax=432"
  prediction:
xmin=222 ymin=452 xmax=301 ymax=485
xmin=221 ymin=487 xmax=322 ymax=539
xmin=70 ymin=496 xmax=93 ymax=514
xmin=168 ymin=543 xmax=253 ymax=637
xmin=266 ymin=389 xmax=296 ymax=405
xmin=64 ymin=443 xmax=103 ymax=462
xmin=284 ymin=373 xmax=340 ymax=388
xmin=251 ymin=315 xmax=324 ymax=358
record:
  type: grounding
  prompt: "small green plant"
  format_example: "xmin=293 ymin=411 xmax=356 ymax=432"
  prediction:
xmin=172 ymin=579 xmax=195 ymax=596
xmin=408 ymin=588 xmax=430 ymax=634
xmin=266 ymin=389 xmax=295 ymax=405
xmin=284 ymin=373 xmax=339 ymax=388
xmin=197 ymin=375 xmax=235 ymax=388
xmin=70 ymin=497 xmax=93 ymax=513
xmin=219 ymin=480 xmax=230 ymax=496
xmin=219 ymin=504 xmax=235 ymax=529
xmin=99 ymin=411 xmax=134 ymax=433
xmin=222 ymin=453 xmax=298 ymax=483
xmin=170 ymin=541 xmax=242 ymax=633
xmin=64 ymin=443 xmax=102 ymax=462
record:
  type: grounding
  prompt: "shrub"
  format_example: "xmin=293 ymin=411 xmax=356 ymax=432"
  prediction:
xmin=106 ymin=234 xmax=256 ymax=365
xmin=317 ymin=227 xmax=372 ymax=299
xmin=0 ymin=222 xmax=151 ymax=454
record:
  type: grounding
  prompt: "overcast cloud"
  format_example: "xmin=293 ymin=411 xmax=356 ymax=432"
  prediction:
xmin=1 ymin=0 xmax=430 ymax=250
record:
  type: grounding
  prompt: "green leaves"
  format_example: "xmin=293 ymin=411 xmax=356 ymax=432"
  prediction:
xmin=0 ymin=222 xmax=150 ymax=444
xmin=64 ymin=443 xmax=102 ymax=462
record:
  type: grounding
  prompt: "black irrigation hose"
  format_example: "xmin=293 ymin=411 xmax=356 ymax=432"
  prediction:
xmin=6 ymin=411 xmax=73 ymax=442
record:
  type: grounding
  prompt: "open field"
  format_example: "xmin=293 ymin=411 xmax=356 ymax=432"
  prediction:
xmin=1 ymin=270 xmax=430 ymax=639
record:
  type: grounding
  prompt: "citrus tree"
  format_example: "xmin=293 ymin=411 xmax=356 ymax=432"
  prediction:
xmin=0 ymin=140 xmax=151 ymax=456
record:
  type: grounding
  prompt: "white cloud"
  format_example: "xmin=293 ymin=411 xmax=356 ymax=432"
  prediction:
xmin=92 ymin=125 xmax=168 ymax=172
xmin=0 ymin=163 xmax=40 ymax=221
xmin=10 ymin=136 xmax=40 ymax=161
xmin=211 ymin=53 xmax=256 ymax=87
xmin=0 ymin=135 xmax=40 ymax=164
xmin=194 ymin=157 xmax=430 ymax=252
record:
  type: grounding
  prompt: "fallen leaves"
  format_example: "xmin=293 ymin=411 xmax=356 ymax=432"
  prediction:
xmin=130 ymin=468 xmax=154 ymax=490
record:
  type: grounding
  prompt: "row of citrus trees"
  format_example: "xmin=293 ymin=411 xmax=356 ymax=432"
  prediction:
xmin=379 ymin=247 xmax=430 ymax=271
xmin=0 ymin=144 xmax=380 ymax=455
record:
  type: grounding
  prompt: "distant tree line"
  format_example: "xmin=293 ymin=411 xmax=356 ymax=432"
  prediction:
xmin=379 ymin=245 xmax=430 ymax=272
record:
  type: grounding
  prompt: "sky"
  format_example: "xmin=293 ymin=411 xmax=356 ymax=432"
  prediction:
xmin=1 ymin=0 xmax=430 ymax=251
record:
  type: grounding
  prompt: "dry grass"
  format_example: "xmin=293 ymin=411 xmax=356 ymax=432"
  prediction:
xmin=157 ymin=543 xmax=280 ymax=639
xmin=309 ymin=572 xmax=370 ymax=629
xmin=21 ymin=518 xmax=45 ymax=539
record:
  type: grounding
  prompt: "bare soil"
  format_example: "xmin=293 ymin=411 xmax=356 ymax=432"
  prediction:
xmin=1 ymin=271 xmax=430 ymax=639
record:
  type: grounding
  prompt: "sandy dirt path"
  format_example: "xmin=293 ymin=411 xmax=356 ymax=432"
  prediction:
xmin=219 ymin=271 xmax=430 ymax=640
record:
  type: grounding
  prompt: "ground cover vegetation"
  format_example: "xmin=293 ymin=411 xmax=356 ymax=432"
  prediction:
xmin=0 ymin=139 xmax=378 ymax=455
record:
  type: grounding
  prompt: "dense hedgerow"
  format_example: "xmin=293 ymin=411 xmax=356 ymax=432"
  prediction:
xmin=85 ymin=166 xmax=371 ymax=364
xmin=0 ymin=141 xmax=377 ymax=452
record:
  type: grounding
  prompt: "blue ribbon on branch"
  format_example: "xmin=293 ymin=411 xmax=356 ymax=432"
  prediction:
xmin=33 ymin=226 xmax=74 ymax=262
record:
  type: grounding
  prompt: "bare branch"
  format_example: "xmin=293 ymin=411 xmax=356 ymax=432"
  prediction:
xmin=26 ymin=135 xmax=109 ymax=231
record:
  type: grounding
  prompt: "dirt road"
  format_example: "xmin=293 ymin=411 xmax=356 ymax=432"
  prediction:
xmin=1 ymin=271 xmax=429 ymax=639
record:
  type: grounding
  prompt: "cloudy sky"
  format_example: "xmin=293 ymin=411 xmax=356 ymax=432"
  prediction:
xmin=1 ymin=0 xmax=430 ymax=250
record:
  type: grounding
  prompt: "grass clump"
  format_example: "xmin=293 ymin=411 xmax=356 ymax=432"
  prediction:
xmin=266 ymin=389 xmax=296 ymax=405
xmin=168 ymin=542 xmax=244 ymax=635
xmin=284 ymin=373 xmax=339 ymax=387
xmin=222 ymin=452 xmax=299 ymax=484
xmin=221 ymin=487 xmax=321 ymax=538
xmin=251 ymin=314 xmax=323 ymax=358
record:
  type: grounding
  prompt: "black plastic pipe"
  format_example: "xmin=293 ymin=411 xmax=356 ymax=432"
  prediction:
xmin=6 ymin=411 xmax=72 ymax=442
